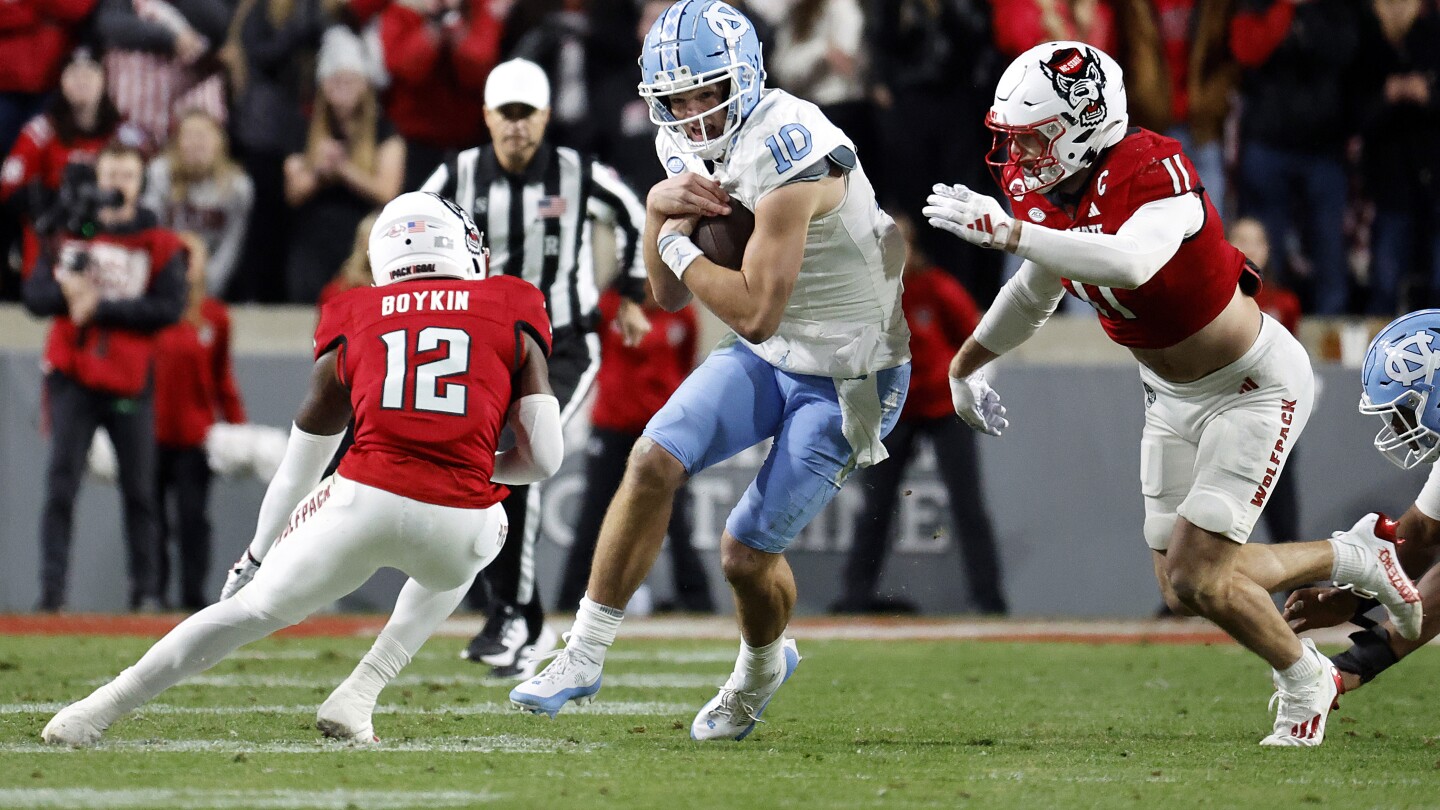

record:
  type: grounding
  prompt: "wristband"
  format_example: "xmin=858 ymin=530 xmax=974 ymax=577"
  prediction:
xmin=658 ymin=233 xmax=703 ymax=280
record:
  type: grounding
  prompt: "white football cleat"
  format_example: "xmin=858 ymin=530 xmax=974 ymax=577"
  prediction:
xmin=691 ymin=639 xmax=801 ymax=742
xmin=316 ymin=686 xmax=380 ymax=745
xmin=509 ymin=634 xmax=602 ymax=718
xmin=1330 ymin=513 xmax=1423 ymax=640
xmin=42 ymin=701 xmax=108 ymax=747
xmin=1260 ymin=639 xmax=1341 ymax=747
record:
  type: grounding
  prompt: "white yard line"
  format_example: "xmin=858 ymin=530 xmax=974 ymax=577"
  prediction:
xmin=0 ymin=701 xmax=689 ymax=717
xmin=96 ymin=673 xmax=719 ymax=690
xmin=231 ymin=649 xmax=736 ymax=664
xmin=0 ymin=735 xmax=597 ymax=755
xmin=0 ymin=788 xmax=502 ymax=809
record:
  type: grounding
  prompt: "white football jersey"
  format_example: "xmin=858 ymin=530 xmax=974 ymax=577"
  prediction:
xmin=657 ymin=89 xmax=910 ymax=379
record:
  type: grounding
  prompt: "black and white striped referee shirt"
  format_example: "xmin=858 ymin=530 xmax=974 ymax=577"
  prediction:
xmin=421 ymin=142 xmax=647 ymax=333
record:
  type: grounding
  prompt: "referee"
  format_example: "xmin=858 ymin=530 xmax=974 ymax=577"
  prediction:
xmin=422 ymin=58 xmax=651 ymax=678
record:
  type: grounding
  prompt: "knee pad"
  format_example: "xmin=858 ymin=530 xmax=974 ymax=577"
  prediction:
xmin=1331 ymin=625 xmax=1398 ymax=686
xmin=1177 ymin=490 xmax=1240 ymax=539
xmin=1144 ymin=513 xmax=1177 ymax=551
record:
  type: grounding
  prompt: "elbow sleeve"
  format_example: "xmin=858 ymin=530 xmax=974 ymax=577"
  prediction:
xmin=246 ymin=423 xmax=345 ymax=560
xmin=493 ymin=394 xmax=563 ymax=485
xmin=972 ymin=266 xmax=1065 ymax=355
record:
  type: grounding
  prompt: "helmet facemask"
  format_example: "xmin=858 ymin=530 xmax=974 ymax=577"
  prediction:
xmin=985 ymin=112 xmax=1069 ymax=197
xmin=1362 ymin=386 xmax=1440 ymax=469
xmin=640 ymin=60 xmax=759 ymax=160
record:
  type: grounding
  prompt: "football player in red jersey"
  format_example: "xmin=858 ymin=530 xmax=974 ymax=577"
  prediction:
xmin=925 ymin=42 xmax=1422 ymax=747
xmin=42 ymin=191 xmax=565 ymax=747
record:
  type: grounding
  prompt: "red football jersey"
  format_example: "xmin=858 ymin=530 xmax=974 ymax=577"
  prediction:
xmin=314 ymin=276 xmax=552 ymax=509
xmin=901 ymin=267 xmax=981 ymax=422
xmin=1012 ymin=129 xmax=1246 ymax=349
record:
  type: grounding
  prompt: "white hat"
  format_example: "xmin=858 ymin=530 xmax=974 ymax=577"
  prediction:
xmin=316 ymin=26 xmax=368 ymax=82
xmin=484 ymin=59 xmax=550 ymax=110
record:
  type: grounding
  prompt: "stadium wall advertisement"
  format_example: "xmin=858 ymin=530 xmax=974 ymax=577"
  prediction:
xmin=0 ymin=351 xmax=1425 ymax=616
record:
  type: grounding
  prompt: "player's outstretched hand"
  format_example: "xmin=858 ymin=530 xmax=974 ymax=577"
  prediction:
xmin=950 ymin=371 xmax=1008 ymax=437
xmin=923 ymin=184 xmax=1016 ymax=251
xmin=1283 ymin=586 xmax=1359 ymax=633
xmin=220 ymin=549 xmax=261 ymax=601
xmin=647 ymin=172 xmax=731 ymax=218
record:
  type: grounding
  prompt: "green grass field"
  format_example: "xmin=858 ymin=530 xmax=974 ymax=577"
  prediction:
xmin=0 ymin=633 xmax=1436 ymax=809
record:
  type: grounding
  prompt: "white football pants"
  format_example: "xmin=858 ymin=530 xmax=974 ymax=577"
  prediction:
xmin=78 ymin=475 xmax=507 ymax=722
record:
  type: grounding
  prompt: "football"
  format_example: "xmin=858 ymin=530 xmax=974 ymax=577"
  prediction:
xmin=691 ymin=204 xmax=755 ymax=270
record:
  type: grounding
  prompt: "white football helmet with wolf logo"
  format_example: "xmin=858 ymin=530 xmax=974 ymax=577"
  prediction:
xmin=985 ymin=41 xmax=1128 ymax=198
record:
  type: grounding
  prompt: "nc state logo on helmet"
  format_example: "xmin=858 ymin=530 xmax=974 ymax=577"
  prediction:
xmin=985 ymin=41 xmax=1128 ymax=199
xmin=368 ymin=191 xmax=488 ymax=287
xmin=1361 ymin=309 xmax=1440 ymax=469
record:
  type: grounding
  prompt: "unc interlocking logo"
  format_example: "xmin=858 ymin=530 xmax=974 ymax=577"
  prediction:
xmin=1384 ymin=332 xmax=1440 ymax=387
xmin=703 ymin=2 xmax=750 ymax=41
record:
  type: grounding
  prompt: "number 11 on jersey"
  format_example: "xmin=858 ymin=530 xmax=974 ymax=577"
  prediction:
xmin=1073 ymin=282 xmax=1137 ymax=320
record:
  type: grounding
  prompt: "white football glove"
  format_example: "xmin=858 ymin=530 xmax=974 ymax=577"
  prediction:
xmin=950 ymin=371 xmax=1008 ymax=437
xmin=220 ymin=549 xmax=261 ymax=601
xmin=923 ymin=183 xmax=1015 ymax=251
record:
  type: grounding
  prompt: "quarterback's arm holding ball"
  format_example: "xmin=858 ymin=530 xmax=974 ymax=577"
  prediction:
xmin=492 ymin=332 xmax=563 ymax=485
xmin=655 ymin=178 xmax=826 ymax=344
xmin=221 ymin=350 xmax=352 ymax=599
xmin=642 ymin=172 xmax=731 ymax=311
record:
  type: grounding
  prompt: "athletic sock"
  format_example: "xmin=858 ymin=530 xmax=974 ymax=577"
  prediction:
xmin=86 ymin=597 xmax=288 ymax=725
xmin=1329 ymin=536 xmax=1369 ymax=585
xmin=568 ymin=594 xmax=624 ymax=663
xmin=335 ymin=634 xmax=410 ymax=709
xmin=735 ymin=634 xmax=786 ymax=689
xmin=1276 ymin=644 xmax=1320 ymax=686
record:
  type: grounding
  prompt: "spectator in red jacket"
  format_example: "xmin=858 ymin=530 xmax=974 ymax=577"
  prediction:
xmin=556 ymin=284 xmax=715 ymax=614
xmin=153 ymin=232 xmax=246 ymax=609
xmin=991 ymin=0 xmax=1116 ymax=58
xmin=834 ymin=214 xmax=1006 ymax=615
xmin=1 ymin=48 xmax=139 ymax=284
xmin=0 ymin=0 xmax=97 ymax=158
xmin=22 ymin=140 xmax=189 ymax=612
xmin=379 ymin=0 xmax=502 ymax=189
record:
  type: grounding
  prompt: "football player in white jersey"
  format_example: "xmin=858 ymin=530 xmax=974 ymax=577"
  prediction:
xmin=1284 ymin=310 xmax=1440 ymax=691
xmin=511 ymin=0 xmax=912 ymax=740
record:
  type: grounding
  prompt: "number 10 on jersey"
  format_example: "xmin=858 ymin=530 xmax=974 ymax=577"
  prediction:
xmin=380 ymin=327 xmax=470 ymax=414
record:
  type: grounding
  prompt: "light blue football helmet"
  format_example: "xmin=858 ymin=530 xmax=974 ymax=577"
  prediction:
xmin=638 ymin=0 xmax=765 ymax=160
xmin=1361 ymin=309 xmax=1440 ymax=469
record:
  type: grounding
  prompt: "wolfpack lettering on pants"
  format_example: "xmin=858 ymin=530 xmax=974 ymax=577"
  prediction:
xmin=1250 ymin=399 xmax=1297 ymax=507
xmin=277 ymin=484 xmax=333 ymax=545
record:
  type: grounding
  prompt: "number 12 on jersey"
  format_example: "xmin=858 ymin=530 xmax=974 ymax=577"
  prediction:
xmin=380 ymin=327 xmax=470 ymax=414
xmin=1072 ymin=282 xmax=1137 ymax=320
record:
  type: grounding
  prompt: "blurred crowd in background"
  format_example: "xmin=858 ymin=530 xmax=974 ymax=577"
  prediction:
xmin=3 ymin=0 xmax=1438 ymax=614
xmin=2 ymin=0 xmax=1438 ymax=316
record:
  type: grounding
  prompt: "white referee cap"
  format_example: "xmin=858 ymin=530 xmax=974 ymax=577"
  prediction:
xmin=484 ymin=59 xmax=551 ymax=111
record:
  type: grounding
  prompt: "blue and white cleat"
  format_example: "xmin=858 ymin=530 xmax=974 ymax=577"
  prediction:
xmin=508 ymin=637 xmax=602 ymax=718
xmin=691 ymin=639 xmax=801 ymax=741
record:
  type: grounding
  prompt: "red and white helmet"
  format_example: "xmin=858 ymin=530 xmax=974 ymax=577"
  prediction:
xmin=368 ymin=191 xmax=488 ymax=286
xmin=985 ymin=41 xmax=1128 ymax=199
